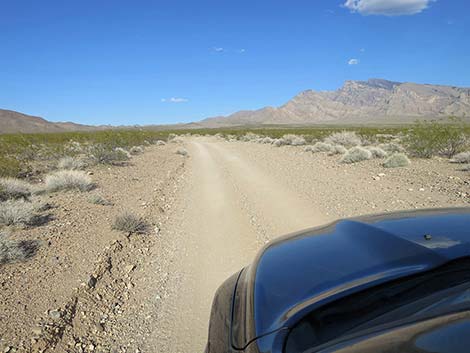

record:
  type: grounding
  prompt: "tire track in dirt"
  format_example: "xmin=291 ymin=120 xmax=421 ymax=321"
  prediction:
xmin=155 ymin=138 xmax=328 ymax=353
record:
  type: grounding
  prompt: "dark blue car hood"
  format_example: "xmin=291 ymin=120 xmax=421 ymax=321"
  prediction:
xmin=248 ymin=208 xmax=470 ymax=346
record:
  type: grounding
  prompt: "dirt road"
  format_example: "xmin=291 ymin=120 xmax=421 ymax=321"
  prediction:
xmin=155 ymin=139 xmax=330 ymax=353
xmin=1 ymin=137 xmax=468 ymax=353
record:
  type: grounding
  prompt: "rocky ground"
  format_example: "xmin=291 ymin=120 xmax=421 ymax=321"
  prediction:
xmin=0 ymin=137 xmax=468 ymax=353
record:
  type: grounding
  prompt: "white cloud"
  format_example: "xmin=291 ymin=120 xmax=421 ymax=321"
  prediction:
xmin=161 ymin=97 xmax=189 ymax=103
xmin=344 ymin=0 xmax=433 ymax=16
xmin=348 ymin=58 xmax=360 ymax=65
xmin=213 ymin=47 xmax=224 ymax=52
xmin=238 ymin=48 xmax=246 ymax=53
xmin=360 ymin=48 xmax=366 ymax=52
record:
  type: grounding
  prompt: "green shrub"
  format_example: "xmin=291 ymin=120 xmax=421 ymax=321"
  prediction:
xmin=0 ymin=156 xmax=22 ymax=178
xmin=405 ymin=118 xmax=468 ymax=158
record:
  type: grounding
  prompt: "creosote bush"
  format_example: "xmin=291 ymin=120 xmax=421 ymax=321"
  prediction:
xmin=340 ymin=147 xmax=372 ymax=164
xmin=324 ymin=131 xmax=362 ymax=148
xmin=0 ymin=156 xmax=22 ymax=178
xmin=112 ymin=212 xmax=149 ymax=234
xmin=89 ymin=145 xmax=130 ymax=165
xmin=0 ymin=178 xmax=32 ymax=201
xmin=45 ymin=170 xmax=94 ymax=192
xmin=0 ymin=232 xmax=39 ymax=265
xmin=0 ymin=200 xmax=40 ymax=226
xmin=383 ymin=153 xmax=411 ymax=168
xmin=405 ymin=118 xmax=467 ymax=158
xmin=58 ymin=156 xmax=87 ymax=170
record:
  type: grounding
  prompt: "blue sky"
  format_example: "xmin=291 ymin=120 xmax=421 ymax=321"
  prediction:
xmin=1 ymin=0 xmax=469 ymax=125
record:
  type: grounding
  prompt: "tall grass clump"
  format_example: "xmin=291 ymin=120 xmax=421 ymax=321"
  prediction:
xmin=88 ymin=194 xmax=113 ymax=206
xmin=45 ymin=170 xmax=94 ymax=192
xmin=0 ymin=178 xmax=32 ymax=201
xmin=451 ymin=152 xmax=470 ymax=164
xmin=340 ymin=147 xmax=372 ymax=164
xmin=324 ymin=131 xmax=362 ymax=148
xmin=405 ymin=118 xmax=468 ymax=158
xmin=383 ymin=153 xmax=411 ymax=168
xmin=58 ymin=156 xmax=87 ymax=170
xmin=0 ymin=200 xmax=40 ymax=226
xmin=0 ymin=232 xmax=39 ymax=265
xmin=112 ymin=212 xmax=149 ymax=234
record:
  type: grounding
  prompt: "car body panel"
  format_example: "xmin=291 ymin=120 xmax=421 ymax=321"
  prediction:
xmin=205 ymin=208 xmax=470 ymax=353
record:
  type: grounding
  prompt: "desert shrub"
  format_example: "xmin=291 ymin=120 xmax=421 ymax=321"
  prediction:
xmin=129 ymin=146 xmax=144 ymax=155
xmin=340 ymin=147 xmax=372 ymax=164
xmin=89 ymin=145 xmax=130 ymax=165
xmin=261 ymin=137 xmax=274 ymax=144
xmin=405 ymin=118 xmax=468 ymax=158
xmin=0 ymin=232 xmax=39 ymax=265
xmin=112 ymin=212 xmax=149 ymax=234
xmin=366 ymin=146 xmax=388 ymax=158
xmin=88 ymin=194 xmax=113 ymax=206
xmin=383 ymin=153 xmax=411 ymax=168
xmin=176 ymin=148 xmax=188 ymax=156
xmin=282 ymin=134 xmax=306 ymax=146
xmin=45 ymin=170 xmax=94 ymax=192
xmin=58 ymin=156 xmax=87 ymax=170
xmin=0 ymin=200 xmax=40 ymax=226
xmin=311 ymin=142 xmax=333 ymax=153
xmin=240 ymin=133 xmax=260 ymax=142
xmin=328 ymin=145 xmax=348 ymax=155
xmin=0 ymin=156 xmax=22 ymax=178
xmin=272 ymin=139 xmax=286 ymax=147
xmin=451 ymin=151 xmax=470 ymax=164
xmin=378 ymin=142 xmax=405 ymax=154
xmin=460 ymin=165 xmax=470 ymax=172
xmin=0 ymin=178 xmax=32 ymax=201
xmin=304 ymin=146 xmax=313 ymax=152
xmin=156 ymin=140 xmax=166 ymax=146
xmin=324 ymin=131 xmax=362 ymax=148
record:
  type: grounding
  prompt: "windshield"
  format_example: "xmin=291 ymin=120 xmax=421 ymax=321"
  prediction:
xmin=285 ymin=258 xmax=470 ymax=353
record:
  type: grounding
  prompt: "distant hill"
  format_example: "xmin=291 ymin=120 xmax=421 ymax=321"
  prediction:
xmin=0 ymin=109 xmax=105 ymax=134
xmin=200 ymin=79 xmax=470 ymax=127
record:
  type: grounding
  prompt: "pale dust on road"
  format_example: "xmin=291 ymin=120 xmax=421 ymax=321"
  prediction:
xmin=156 ymin=137 xmax=329 ymax=353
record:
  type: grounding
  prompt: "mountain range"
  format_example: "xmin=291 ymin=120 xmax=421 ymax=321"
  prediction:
xmin=2 ymin=79 xmax=470 ymax=133
xmin=199 ymin=79 xmax=470 ymax=127
xmin=0 ymin=109 xmax=107 ymax=134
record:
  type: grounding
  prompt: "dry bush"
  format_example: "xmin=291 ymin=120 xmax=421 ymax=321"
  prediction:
xmin=45 ymin=170 xmax=94 ymax=192
xmin=88 ymin=194 xmax=113 ymax=206
xmin=129 ymin=146 xmax=144 ymax=155
xmin=282 ymin=134 xmax=306 ymax=146
xmin=0 ymin=200 xmax=40 ymax=226
xmin=112 ymin=212 xmax=149 ymax=234
xmin=176 ymin=148 xmax=188 ymax=156
xmin=261 ymin=137 xmax=274 ymax=144
xmin=328 ymin=145 xmax=348 ymax=155
xmin=311 ymin=142 xmax=333 ymax=153
xmin=0 ymin=232 xmax=39 ymax=265
xmin=451 ymin=152 xmax=470 ymax=164
xmin=383 ymin=153 xmax=411 ymax=168
xmin=272 ymin=138 xmax=286 ymax=147
xmin=156 ymin=140 xmax=166 ymax=146
xmin=340 ymin=147 xmax=372 ymax=164
xmin=324 ymin=131 xmax=362 ymax=148
xmin=240 ymin=133 xmax=260 ymax=142
xmin=0 ymin=178 xmax=32 ymax=201
xmin=58 ymin=156 xmax=87 ymax=170
xmin=366 ymin=146 xmax=388 ymax=158
xmin=378 ymin=142 xmax=405 ymax=154
xmin=90 ymin=145 xmax=130 ymax=165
